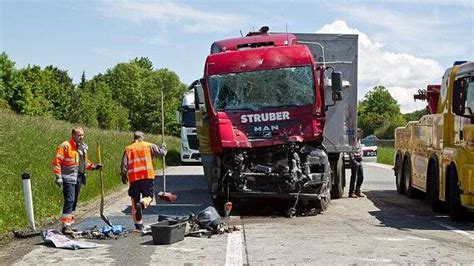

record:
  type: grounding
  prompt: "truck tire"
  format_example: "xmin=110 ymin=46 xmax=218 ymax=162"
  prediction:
xmin=395 ymin=154 xmax=404 ymax=195
xmin=403 ymin=157 xmax=415 ymax=198
xmin=315 ymin=182 xmax=331 ymax=212
xmin=427 ymin=161 xmax=443 ymax=212
xmin=448 ymin=168 xmax=466 ymax=221
xmin=330 ymin=154 xmax=345 ymax=199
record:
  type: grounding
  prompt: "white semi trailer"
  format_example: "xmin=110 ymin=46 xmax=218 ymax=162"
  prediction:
xmin=295 ymin=33 xmax=359 ymax=198
xmin=177 ymin=82 xmax=201 ymax=163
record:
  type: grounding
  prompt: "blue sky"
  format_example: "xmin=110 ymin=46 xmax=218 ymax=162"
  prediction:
xmin=1 ymin=0 xmax=473 ymax=112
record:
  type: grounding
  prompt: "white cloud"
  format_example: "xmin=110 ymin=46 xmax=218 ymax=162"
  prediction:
xmin=317 ymin=20 xmax=444 ymax=113
xmin=330 ymin=4 xmax=470 ymax=59
xmin=101 ymin=0 xmax=248 ymax=33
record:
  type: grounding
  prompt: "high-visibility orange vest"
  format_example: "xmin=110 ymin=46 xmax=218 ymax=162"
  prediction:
xmin=52 ymin=139 xmax=93 ymax=183
xmin=125 ymin=141 xmax=155 ymax=183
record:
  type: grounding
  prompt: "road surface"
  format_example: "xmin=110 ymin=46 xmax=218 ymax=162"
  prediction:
xmin=3 ymin=161 xmax=474 ymax=265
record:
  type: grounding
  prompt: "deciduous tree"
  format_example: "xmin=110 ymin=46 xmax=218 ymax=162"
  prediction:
xmin=358 ymin=86 xmax=406 ymax=139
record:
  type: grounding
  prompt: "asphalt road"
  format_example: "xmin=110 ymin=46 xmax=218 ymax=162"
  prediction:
xmin=4 ymin=159 xmax=474 ymax=265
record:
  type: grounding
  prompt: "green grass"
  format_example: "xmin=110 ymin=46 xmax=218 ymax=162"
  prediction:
xmin=377 ymin=147 xmax=394 ymax=165
xmin=0 ymin=111 xmax=181 ymax=234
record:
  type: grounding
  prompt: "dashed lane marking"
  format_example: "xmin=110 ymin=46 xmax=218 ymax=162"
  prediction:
xmin=434 ymin=221 xmax=474 ymax=240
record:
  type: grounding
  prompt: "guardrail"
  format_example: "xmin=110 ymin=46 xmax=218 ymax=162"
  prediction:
xmin=376 ymin=139 xmax=394 ymax=148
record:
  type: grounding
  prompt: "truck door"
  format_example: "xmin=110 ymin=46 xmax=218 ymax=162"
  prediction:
xmin=194 ymin=82 xmax=213 ymax=154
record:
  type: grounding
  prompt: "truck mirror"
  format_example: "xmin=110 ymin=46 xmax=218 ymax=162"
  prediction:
xmin=194 ymin=84 xmax=205 ymax=110
xmin=176 ymin=110 xmax=181 ymax=124
xmin=452 ymin=79 xmax=466 ymax=116
xmin=332 ymin=91 xmax=342 ymax=101
xmin=331 ymin=71 xmax=342 ymax=92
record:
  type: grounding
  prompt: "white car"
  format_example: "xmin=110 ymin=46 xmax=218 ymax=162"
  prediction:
xmin=361 ymin=144 xmax=377 ymax=157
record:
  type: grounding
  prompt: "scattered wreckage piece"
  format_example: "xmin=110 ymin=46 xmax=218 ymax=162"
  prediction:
xmin=42 ymin=229 xmax=99 ymax=250
xmin=142 ymin=206 xmax=240 ymax=244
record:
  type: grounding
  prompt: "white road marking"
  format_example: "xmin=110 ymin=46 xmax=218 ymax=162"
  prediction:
xmin=166 ymin=247 xmax=198 ymax=252
xmin=374 ymin=237 xmax=405 ymax=242
xmin=434 ymin=221 xmax=474 ymax=240
xmin=356 ymin=257 xmax=392 ymax=262
xmin=406 ymin=236 xmax=432 ymax=241
xmin=365 ymin=162 xmax=393 ymax=170
xmin=225 ymin=225 xmax=243 ymax=266
xmin=374 ymin=236 xmax=433 ymax=242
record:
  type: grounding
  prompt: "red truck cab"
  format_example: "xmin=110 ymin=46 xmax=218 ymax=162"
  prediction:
xmin=195 ymin=28 xmax=342 ymax=214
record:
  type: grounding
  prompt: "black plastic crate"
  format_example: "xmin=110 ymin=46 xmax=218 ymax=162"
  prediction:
xmin=150 ymin=220 xmax=186 ymax=245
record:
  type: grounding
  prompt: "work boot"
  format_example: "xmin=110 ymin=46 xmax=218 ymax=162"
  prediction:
xmin=349 ymin=192 xmax=357 ymax=198
xmin=356 ymin=191 xmax=366 ymax=198
xmin=135 ymin=201 xmax=144 ymax=222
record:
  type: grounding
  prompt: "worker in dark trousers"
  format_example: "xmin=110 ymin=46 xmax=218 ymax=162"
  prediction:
xmin=52 ymin=127 xmax=102 ymax=234
xmin=121 ymin=131 xmax=167 ymax=230
xmin=348 ymin=138 xmax=365 ymax=198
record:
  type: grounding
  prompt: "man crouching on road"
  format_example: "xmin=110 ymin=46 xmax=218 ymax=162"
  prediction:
xmin=121 ymin=131 xmax=167 ymax=230
xmin=52 ymin=127 xmax=102 ymax=234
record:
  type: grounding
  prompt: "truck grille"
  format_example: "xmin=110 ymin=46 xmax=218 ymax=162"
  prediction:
xmin=187 ymin=135 xmax=199 ymax=150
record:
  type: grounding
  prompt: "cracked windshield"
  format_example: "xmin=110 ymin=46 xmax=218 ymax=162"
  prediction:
xmin=209 ymin=66 xmax=314 ymax=112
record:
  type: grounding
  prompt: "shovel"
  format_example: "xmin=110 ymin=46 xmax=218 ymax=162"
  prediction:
xmin=97 ymin=141 xmax=113 ymax=227
xmin=158 ymin=90 xmax=177 ymax=203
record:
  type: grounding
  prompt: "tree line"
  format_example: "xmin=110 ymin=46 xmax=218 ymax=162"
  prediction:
xmin=357 ymin=86 xmax=427 ymax=139
xmin=0 ymin=53 xmax=187 ymax=136
xmin=0 ymin=51 xmax=427 ymax=139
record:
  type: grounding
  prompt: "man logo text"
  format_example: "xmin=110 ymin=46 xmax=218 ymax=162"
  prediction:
xmin=254 ymin=125 xmax=279 ymax=132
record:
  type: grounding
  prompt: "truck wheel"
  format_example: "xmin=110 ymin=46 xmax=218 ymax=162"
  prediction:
xmin=427 ymin=162 xmax=442 ymax=212
xmin=395 ymin=155 xmax=405 ymax=195
xmin=448 ymin=168 xmax=466 ymax=221
xmin=314 ymin=196 xmax=330 ymax=212
xmin=315 ymin=182 xmax=331 ymax=212
xmin=403 ymin=157 xmax=415 ymax=198
xmin=331 ymin=154 xmax=345 ymax=199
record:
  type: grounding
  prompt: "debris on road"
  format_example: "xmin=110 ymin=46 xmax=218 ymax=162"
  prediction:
xmin=142 ymin=206 xmax=240 ymax=244
xmin=69 ymin=224 xmax=129 ymax=240
xmin=42 ymin=229 xmax=99 ymax=250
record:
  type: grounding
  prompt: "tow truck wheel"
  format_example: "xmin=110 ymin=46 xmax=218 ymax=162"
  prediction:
xmin=403 ymin=157 xmax=415 ymax=198
xmin=427 ymin=161 xmax=442 ymax=212
xmin=395 ymin=155 xmax=404 ymax=195
xmin=448 ymin=168 xmax=466 ymax=221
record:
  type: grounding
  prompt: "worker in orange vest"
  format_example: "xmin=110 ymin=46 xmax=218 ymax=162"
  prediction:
xmin=52 ymin=127 xmax=102 ymax=234
xmin=120 ymin=131 xmax=167 ymax=230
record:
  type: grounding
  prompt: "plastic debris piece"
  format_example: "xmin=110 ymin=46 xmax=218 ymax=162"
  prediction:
xmin=42 ymin=229 xmax=98 ymax=250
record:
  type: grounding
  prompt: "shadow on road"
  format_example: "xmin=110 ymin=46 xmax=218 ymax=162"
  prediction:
xmin=141 ymin=240 xmax=155 ymax=245
xmin=119 ymin=172 xmax=320 ymax=219
xmin=365 ymin=190 xmax=474 ymax=231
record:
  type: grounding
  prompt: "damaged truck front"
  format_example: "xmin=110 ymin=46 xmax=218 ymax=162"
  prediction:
xmin=194 ymin=28 xmax=347 ymax=213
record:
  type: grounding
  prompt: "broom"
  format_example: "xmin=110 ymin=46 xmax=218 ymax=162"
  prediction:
xmin=97 ymin=141 xmax=113 ymax=227
xmin=157 ymin=90 xmax=177 ymax=203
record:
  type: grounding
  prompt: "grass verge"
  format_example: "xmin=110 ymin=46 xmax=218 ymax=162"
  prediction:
xmin=377 ymin=147 xmax=394 ymax=165
xmin=0 ymin=111 xmax=181 ymax=235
